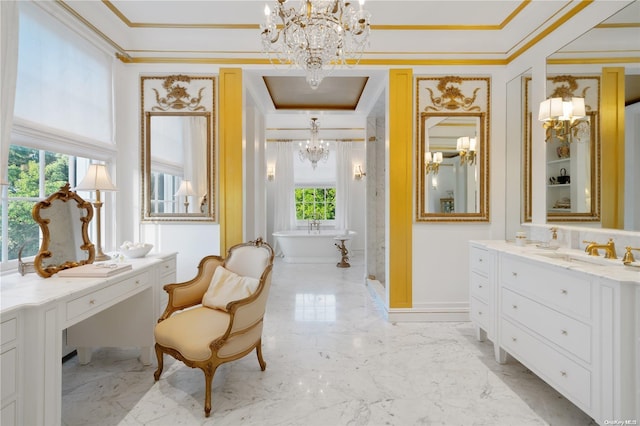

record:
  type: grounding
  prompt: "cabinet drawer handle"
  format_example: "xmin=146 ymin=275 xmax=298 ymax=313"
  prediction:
xmin=511 ymin=272 xmax=518 ymax=277
xmin=135 ymin=280 xmax=140 ymax=284
xmin=560 ymin=371 xmax=567 ymax=377
xmin=478 ymin=284 xmax=483 ymax=289
xmin=89 ymin=299 xmax=95 ymax=305
xmin=478 ymin=311 xmax=483 ymax=315
xmin=561 ymin=289 xmax=568 ymax=295
xmin=561 ymin=329 xmax=568 ymax=335
xmin=512 ymin=304 xmax=518 ymax=310
xmin=511 ymin=337 xmax=517 ymax=342
xmin=479 ymin=258 xmax=483 ymax=263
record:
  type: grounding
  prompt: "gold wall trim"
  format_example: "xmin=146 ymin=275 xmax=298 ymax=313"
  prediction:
xmin=219 ymin=68 xmax=244 ymax=254
xmin=600 ymin=67 xmax=625 ymax=229
xmin=116 ymin=56 xmax=511 ymax=66
xmin=548 ymin=57 xmax=640 ymax=65
xmin=389 ymin=69 xmax=413 ymax=309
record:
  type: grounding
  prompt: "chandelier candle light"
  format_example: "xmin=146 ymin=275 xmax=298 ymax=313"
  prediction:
xmin=425 ymin=151 xmax=443 ymax=175
xmin=75 ymin=164 xmax=117 ymax=261
xmin=261 ymin=0 xmax=371 ymax=90
xmin=299 ymin=117 xmax=330 ymax=169
xmin=456 ymin=136 xmax=477 ymax=165
xmin=538 ymin=97 xmax=586 ymax=143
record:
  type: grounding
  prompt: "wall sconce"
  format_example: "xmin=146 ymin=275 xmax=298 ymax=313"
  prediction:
xmin=538 ymin=97 xmax=585 ymax=142
xmin=353 ymin=164 xmax=366 ymax=180
xmin=425 ymin=151 xmax=443 ymax=175
xmin=267 ymin=165 xmax=275 ymax=181
xmin=175 ymin=179 xmax=196 ymax=213
xmin=456 ymin=136 xmax=477 ymax=165
xmin=75 ymin=163 xmax=117 ymax=261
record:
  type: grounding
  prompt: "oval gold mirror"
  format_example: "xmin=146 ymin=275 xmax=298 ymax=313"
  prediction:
xmin=32 ymin=183 xmax=95 ymax=277
xmin=141 ymin=75 xmax=216 ymax=222
xmin=416 ymin=76 xmax=490 ymax=222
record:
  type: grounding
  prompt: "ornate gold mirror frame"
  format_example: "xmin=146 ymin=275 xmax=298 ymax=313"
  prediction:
xmin=141 ymin=75 xmax=216 ymax=222
xmin=415 ymin=76 xmax=490 ymax=222
xmin=32 ymin=183 xmax=95 ymax=278
xmin=523 ymin=75 xmax=601 ymax=222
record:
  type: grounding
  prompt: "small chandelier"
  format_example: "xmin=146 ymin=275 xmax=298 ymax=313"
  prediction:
xmin=456 ymin=136 xmax=477 ymax=165
xmin=299 ymin=117 xmax=329 ymax=169
xmin=260 ymin=0 xmax=371 ymax=90
xmin=425 ymin=151 xmax=443 ymax=175
xmin=538 ymin=97 xmax=586 ymax=143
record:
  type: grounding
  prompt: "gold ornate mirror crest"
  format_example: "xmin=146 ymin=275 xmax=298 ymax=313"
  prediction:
xmin=32 ymin=183 xmax=95 ymax=278
xmin=415 ymin=76 xmax=490 ymax=222
xmin=523 ymin=75 xmax=601 ymax=222
xmin=141 ymin=75 xmax=216 ymax=222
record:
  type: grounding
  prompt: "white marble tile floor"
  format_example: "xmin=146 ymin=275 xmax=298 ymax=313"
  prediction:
xmin=62 ymin=254 xmax=597 ymax=426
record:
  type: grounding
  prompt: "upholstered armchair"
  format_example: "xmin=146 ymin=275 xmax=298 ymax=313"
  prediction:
xmin=153 ymin=238 xmax=275 ymax=417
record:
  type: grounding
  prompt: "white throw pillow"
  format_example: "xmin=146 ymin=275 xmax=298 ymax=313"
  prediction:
xmin=202 ymin=265 xmax=259 ymax=311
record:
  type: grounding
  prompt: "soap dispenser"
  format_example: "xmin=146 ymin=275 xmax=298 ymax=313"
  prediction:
xmin=549 ymin=227 xmax=560 ymax=248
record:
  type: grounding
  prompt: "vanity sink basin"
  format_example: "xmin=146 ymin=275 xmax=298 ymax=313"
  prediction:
xmin=534 ymin=251 xmax=615 ymax=266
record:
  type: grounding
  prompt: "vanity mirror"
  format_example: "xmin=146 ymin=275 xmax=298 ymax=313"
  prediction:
xmin=416 ymin=76 xmax=490 ymax=222
xmin=141 ymin=75 xmax=216 ymax=221
xmin=32 ymin=183 xmax=95 ymax=278
xmin=523 ymin=75 xmax=601 ymax=222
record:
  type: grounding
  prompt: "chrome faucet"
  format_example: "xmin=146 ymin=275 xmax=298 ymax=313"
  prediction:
xmin=308 ymin=219 xmax=320 ymax=233
xmin=583 ymin=238 xmax=617 ymax=259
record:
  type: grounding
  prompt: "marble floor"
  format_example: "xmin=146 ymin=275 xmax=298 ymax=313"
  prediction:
xmin=62 ymin=254 xmax=597 ymax=426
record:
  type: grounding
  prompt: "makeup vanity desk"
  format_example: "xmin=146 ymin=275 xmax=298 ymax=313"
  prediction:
xmin=0 ymin=253 xmax=176 ymax=426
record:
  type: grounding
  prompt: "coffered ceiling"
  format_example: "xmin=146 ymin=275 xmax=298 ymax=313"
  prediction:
xmin=56 ymin=0 xmax=638 ymax=132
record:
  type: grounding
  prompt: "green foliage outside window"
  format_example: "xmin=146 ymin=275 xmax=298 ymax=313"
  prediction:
xmin=295 ymin=187 xmax=336 ymax=220
xmin=2 ymin=146 xmax=70 ymax=261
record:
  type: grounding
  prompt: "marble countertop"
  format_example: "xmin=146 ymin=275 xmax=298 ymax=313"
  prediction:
xmin=0 ymin=254 xmax=171 ymax=316
xmin=471 ymin=240 xmax=640 ymax=285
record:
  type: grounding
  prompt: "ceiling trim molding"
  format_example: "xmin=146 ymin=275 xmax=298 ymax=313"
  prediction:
xmin=547 ymin=57 xmax=640 ymax=65
xmin=506 ymin=0 xmax=593 ymax=63
xmin=102 ymin=0 xmax=531 ymax=31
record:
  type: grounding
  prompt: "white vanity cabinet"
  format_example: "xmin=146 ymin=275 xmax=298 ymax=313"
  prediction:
xmin=469 ymin=241 xmax=640 ymax=425
xmin=1 ymin=311 xmax=21 ymax=426
xmin=0 ymin=252 xmax=177 ymax=426
xmin=469 ymin=243 xmax=495 ymax=342
xmin=498 ymin=253 xmax=595 ymax=414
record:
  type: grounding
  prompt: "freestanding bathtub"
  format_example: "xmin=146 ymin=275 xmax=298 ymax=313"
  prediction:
xmin=272 ymin=230 xmax=356 ymax=263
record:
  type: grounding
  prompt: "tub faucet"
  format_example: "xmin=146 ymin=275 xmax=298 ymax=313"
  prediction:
xmin=308 ymin=219 xmax=320 ymax=233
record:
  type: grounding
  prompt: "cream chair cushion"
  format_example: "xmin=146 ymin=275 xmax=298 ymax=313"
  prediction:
xmin=202 ymin=265 xmax=259 ymax=311
xmin=154 ymin=307 xmax=231 ymax=362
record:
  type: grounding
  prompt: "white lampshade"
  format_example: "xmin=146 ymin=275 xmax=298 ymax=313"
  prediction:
xmin=76 ymin=164 xmax=117 ymax=191
xmin=569 ymin=97 xmax=585 ymax=118
xmin=425 ymin=152 xmax=432 ymax=164
xmin=433 ymin=152 xmax=443 ymax=164
xmin=175 ymin=179 xmax=196 ymax=196
xmin=469 ymin=137 xmax=477 ymax=152
xmin=538 ymin=97 xmax=564 ymax=121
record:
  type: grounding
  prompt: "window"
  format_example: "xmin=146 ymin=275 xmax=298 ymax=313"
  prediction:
xmin=2 ymin=146 xmax=93 ymax=263
xmin=293 ymin=144 xmax=336 ymax=225
xmin=294 ymin=187 xmax=336 ymax=220
xmin=1 ymin=3 xmax=114 ymax=269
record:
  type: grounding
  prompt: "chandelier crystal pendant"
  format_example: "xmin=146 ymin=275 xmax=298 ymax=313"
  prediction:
xmin=299 ymin=117 xmax=329 ymax=169
xmin=261 ymin=0 xmax=371 ymax=90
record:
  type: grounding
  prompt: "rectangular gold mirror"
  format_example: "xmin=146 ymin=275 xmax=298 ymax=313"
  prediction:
xmin=140 ymin=75 xmax=216 ymax=222
xmin=415 ymin=76 xmax=490 ymax=222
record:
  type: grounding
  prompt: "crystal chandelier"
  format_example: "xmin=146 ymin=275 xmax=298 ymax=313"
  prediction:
xmin=260 ymin=0 xmax=371 ymax=90
xmin=299 ymin=117 xmax=329 ymax=169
